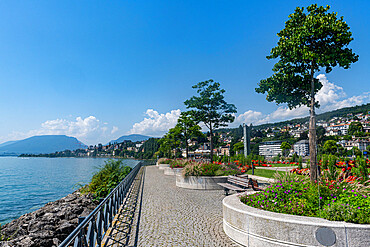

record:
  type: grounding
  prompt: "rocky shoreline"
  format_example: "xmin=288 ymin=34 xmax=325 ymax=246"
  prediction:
xmin=0 ymin=191 xmax=99 ymax=247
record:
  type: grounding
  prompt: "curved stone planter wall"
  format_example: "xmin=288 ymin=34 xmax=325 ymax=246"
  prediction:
xmin=176 ymin=175 xmax=227 ymax=190
xmin=223 ymin=194 xmax=370 ymax=247
xmin=158 ymin=164 xmax=170 ymax=170
xmin=163 ymin=167 xmax=183 ymax=176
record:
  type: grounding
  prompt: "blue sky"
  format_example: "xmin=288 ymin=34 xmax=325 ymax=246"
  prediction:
xmin=0 ymin=0 xmax=369 ymax=145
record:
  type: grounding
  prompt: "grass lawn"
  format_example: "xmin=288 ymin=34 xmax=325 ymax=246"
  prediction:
xmin=269 ymin=163 xmax=297 ymax=167
xmin=246 ymin=168 xmax=285 ymax=178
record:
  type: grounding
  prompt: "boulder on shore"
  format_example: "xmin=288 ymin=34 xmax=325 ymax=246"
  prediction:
xmin=0 ymin=191 xmax=98 ymax=247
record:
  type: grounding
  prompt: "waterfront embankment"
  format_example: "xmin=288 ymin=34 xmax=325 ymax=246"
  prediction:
xmin=0 ymin=190 xmax=98 ymax=247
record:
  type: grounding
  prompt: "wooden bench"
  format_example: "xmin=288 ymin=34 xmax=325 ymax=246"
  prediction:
xmin=217 ymin=175 xmax=263 ymax=195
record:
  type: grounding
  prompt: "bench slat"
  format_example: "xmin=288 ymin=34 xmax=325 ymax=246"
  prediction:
xmin=217 ymin=183 xmax=247 ymax=191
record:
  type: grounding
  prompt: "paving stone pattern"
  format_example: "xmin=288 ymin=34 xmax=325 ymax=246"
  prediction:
xmin=136 ymin=166 xmax=240 ymax=247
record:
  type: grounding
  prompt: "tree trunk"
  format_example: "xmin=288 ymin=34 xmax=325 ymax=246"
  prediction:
xmin=210 ymin=125 xmax=213 ymax=162
xmin=185 ymin=140 xmax=189 ymax=159
xmin=309 ymin=62 xmax=318 ymax=182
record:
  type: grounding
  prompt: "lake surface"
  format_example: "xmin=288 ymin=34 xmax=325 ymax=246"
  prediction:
xmin=0 ymin=157 xmax=139 ymax=224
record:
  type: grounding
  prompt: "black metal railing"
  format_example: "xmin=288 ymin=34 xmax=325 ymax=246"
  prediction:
xmin=59 ymin=161 xmax=145 ymax=247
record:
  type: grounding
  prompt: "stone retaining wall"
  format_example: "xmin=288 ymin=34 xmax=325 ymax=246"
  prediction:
xmin=223 ymin=194 xmax=370 ymax=247
xmin=176 ymin=174 xmax=227 ymax=190
xmin=163 ymin=167 xmax=183 ymax=176
xmin=157 ymin=164 xmax=170 ymax=170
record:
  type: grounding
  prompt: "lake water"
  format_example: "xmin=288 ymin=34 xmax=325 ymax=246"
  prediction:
xmin=0 ymin=157 xmax=139 ymax=224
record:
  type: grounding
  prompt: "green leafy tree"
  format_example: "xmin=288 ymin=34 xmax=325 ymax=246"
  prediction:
xmin=174 ymin=112 xmax=204 ymax=158
xmin=351 ymin=146 xmax=362 ymax=157
xmin=280 ymin=142 xmax=292 ymax=157
xmin=184 ymin=79 xmax=237 ymax=161
xmin=322 ymin=140 xmax=338 ymax=155
xmin=233 ymin=142 xmax=244 ymax=154
xmin=348 ymin=122 xmax=363 ymax=135
xmin=255 ymin=4 xmax=358 ymax=182
xmin=159 ymin=129 xmax=181 ymax=158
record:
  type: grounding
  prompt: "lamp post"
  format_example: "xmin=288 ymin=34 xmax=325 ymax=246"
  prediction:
xmin=243 ymin=123 xmax=252 ymax=174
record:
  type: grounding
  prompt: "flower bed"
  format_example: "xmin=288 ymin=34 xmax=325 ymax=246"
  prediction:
xmin=290 ymin=156 xmax=370 ymax=184
xmin=175 ymin=161 xmax=241 ymax=190
xmin=223 ymin=193 xmax=370 ymax=247
xmin=182 ymin=161 xmax=241 ymax=177
xmin=240 ymin=178 xmax=370 ymax=224
xmin=156 ymin=158 xmax=171 ymax=166
xmin=169 ymin=158 xmax=190 ymax=169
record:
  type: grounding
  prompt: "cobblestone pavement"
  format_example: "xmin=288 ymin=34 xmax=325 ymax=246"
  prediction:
xmin=136 ymin=166 xmax=240 ymax=247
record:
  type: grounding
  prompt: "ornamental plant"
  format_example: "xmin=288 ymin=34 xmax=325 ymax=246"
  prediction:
xmin=157 ymin=158 xmax=172 ymax=164
xmin=240 ymin=172 xmax=370 ymax=224
xmin=169 ymin=158 xmax=190 ymax=168
xmin=181 ymin=161 xmax=241 ymax=177
xmin=83 ymin=159 xmax=132 ymax=199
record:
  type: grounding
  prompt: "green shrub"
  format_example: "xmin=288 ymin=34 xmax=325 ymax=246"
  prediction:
xmin=169 ymin=159 xmax=189 ymax=168
xmin=157 ymin=158 xmax=171 ymax=164
xmin=182 ymin=161 xmax=241 ymax=177
xmin=240 ymin=177 xmax=370 ymax=224
xmin=83 ymin=159 xmax=132 ymax=199
xmin=298 ymin=156 xmax=303 ymax=169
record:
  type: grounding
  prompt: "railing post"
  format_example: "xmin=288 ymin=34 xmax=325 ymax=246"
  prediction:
xmin=78 ymin=217 xmax=86 ymax=247
xmin=58 ymin=162 xmax=143 ymax=247
xmin=97 ymin=199 xmax=104 ymax=247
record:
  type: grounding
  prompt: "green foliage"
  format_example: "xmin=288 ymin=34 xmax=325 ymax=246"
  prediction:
xmin=298 ymin=156 xmax=303 ymax=169
xmin=352 ymin=146 xmax=362 ymax=157
xmin=233 ymin=142 xmax=244 ymax=153
xmin=240 ymin=178 xmax=370 ymax=224
xmin=351 ymin=158 xmax=369 ymax=183
xmin=184 ymin=79 xmax=237 ymax=161
xmin=83 ymin=159 xmax=132 ymax=199
xmin=280 ymin=142 xmax=291 ymax=156
xmin=322 ymin=140 xmax=338 ymax=155
xmin=175 ymin=111 xmax=204 ymax=157
xmin=182 ymin=161 xmax=241 ymax=177
xmin=256 ymin=4 xmax=358 ymax=109
xmin=255 ymin=4 xmax=358 ymax=182
xmin=348 ymin=122 xmax=363 ymax=136
xmin=135 ymin=138 xmax=160 ymax=159
xmin=158 ymin=129 xmax=181 ymax=158
xmin=184 ymin=79 xmax=237 ymax=129
xmin=157 ymin=158 xmax=171 ymax=164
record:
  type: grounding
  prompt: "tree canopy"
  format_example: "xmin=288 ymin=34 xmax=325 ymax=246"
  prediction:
xmin=322 ymin=140 xmax=338 ymax=155
xmin=348 ymin=122 xmax=363 ymax=135
xmin=280 ymin=142 xmax=292 ymax=156
xmin=184 ymin=79 xmax=237 ymax=161
xmin=174 ymin=112 xmax=204 ymax=158
xmin=255 ymin=4 xmax=358 ymax=182
xmin=256 ymin=4 xmax=358 ymax=109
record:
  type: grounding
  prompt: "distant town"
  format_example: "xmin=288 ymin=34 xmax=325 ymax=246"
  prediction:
xmin=20 ymin=104 xmax=370 ymax=160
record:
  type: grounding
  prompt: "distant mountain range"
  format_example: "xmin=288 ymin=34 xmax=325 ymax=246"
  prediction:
xmin=0 ymin=135 xmax=87 ymax=155
xmin=108 ymin=134 xmax=151 ymax=144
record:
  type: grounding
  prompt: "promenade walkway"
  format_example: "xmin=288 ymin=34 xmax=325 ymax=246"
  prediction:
xmin=103 ymin=166 xmax=240 ymax=246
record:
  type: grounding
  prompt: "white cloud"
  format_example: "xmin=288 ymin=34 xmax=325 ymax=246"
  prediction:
xmin=111 ymin=126 xmax=119 ymax=134
xmin=234 ymin=74 xmax=370 ymax=125
xmin=2 ymin=116 xmax=117 ymax=145
xmin=234 ymin=110 xmax=264 ymax=125
xmin=128 ymin=109 xmax=181 ymax=136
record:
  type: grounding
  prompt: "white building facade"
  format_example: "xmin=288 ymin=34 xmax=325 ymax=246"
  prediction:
xmin=259 ymin=141 xmax=282 ymax=157
xmin=294 ymin=140 xmax=309 ymax=156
